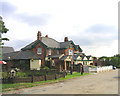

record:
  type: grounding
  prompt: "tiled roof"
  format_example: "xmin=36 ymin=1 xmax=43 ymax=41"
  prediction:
xmin=3 ymin=50 xmax=42 ymax=60
xmin=41 ymin=37 xmax=60 ymax=48
xmin=60 ymin=56 xmax=69 ymax=60
xmin=3 ymin=51 xmax=19 ymax=60
xmin=60 ymin=41 xmax=71 ymax=48
xmin=21 ymin=36 xmax=82 ymax=53
xmin=47 ymin=54 xmax=63 ymax=59
xmin=0 ymin=46 xmax=14 ymax=54
xmin=22 ymin=37 xmax=60 ymax=50
xmin=21 ymin=40 xmax=38 ymax=50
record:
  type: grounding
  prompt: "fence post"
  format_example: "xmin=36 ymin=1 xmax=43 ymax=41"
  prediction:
xmin=64 ymin=71 xmax=66 ymax=78
xmin=70 ymin=67 xmax=72 ymax=75
xmin=78 ymin=64 xmax=80 ymax=73
xmin=44 ymin=69 xmax=47 ymax=81
xmin=55 ymin=74 xmax=57 ymax=80
xmin=44 ymin=74 xmax=47 ymax=81
xmin=31 ymin=75 xmax=34 ymax=83
xmin=81 ymin=65 xmax=84 ymax=75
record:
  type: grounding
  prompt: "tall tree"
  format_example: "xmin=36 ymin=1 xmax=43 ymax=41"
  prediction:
xmin=0 ymin=16 xmax=9 ymax=60
xmin=99 ymin=54 xmax=120 ymax=67
xmin=0 ymin=16 xmax=9 ymax=45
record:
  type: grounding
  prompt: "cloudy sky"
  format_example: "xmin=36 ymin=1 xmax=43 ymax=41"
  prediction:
xmin=0 ymin=0 xmax=119 ymax=57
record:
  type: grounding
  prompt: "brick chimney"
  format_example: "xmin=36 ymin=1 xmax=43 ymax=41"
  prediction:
xmin=64 ymin=37 xmax=68 ymax=42
xmin=37 ymin=31 xmax=41 ymax=40
xmin=45 ymin=35 xmax=48 ymax=38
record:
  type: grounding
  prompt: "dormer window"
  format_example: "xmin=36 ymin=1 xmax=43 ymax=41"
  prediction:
xmin=69 ymin=49 xmax=73 ymax=55
xmin=37 ymin=48 xmax=42 ymax=55
xmin=49 ymin=49 xmax=51 ymax=55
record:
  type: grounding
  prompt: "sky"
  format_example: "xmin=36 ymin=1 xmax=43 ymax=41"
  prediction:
xmin=0 ymin=0 xmax=119 ymax=57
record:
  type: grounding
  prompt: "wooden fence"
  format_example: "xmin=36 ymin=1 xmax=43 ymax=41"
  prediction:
xmin=1 ymin=73 xmax=65 ymax=84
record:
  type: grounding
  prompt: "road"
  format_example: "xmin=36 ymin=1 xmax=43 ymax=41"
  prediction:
xmin=3 ymin=69 xmax=118 ymax=94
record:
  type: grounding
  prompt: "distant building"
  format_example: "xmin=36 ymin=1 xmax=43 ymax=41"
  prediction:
xmin=1 ymin=46 xmax=14 ymax=54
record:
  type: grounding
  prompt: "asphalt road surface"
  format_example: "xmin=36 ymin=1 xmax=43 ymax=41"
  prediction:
xmin=3 ymin=69 xmax=118 ymax=94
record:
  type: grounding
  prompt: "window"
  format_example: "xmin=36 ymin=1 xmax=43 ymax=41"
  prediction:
xmin=37 ymin=48 xmax=42 ymax=54
xmin=69 ymin=49 xmax=73 ymax=55
xmin=49 ymin=49 xmax=51 ymax=55
xmin=57 ymin=50 xmax=59 ymax=54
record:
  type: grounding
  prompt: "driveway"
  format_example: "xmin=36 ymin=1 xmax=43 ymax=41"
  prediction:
xmin=3 ymin=69 xmax=118 ymax=94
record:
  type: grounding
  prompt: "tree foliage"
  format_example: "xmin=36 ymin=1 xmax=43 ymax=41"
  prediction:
xmin=99 ymin=54 xmax=120 ymax=67
xmin=0 ymin=16 xmax=9 ymax=44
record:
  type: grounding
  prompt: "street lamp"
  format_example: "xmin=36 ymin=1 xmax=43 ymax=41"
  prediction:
xmin=7 ymin=56 xmax=11 ymax=77
xmin=8 ymin=56 xmax=11 ymax=60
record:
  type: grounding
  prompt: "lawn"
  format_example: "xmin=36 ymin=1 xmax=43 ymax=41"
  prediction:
xmin=2 ymin=72 xmax=92 ymax=92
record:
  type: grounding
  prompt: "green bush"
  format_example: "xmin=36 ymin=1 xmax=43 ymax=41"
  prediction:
xmin=43 ymin=66 xmax=50 ymax=70
xmin=50 ymin=66 xmax=58 ymax=70
xmin=2 ymin=72 xmax=8 ymax=78
xmin=16 ymin=72 xmax=27 ymax=77
xmin=89 ymin=65 xmax=96 ymax=68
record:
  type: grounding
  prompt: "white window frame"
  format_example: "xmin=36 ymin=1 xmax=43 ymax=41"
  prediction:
xmin=37 ymin=48 xmax=42 ymax=55
xmin=69 ymin=49 xmax=73 ymax=55
xmin=49 ymin=49 xmax=51 ymax=55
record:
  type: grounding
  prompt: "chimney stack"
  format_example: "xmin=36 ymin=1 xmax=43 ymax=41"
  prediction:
xmin=64 ymin=37 xmax=68 ymax=42
xmin=37 ymin=31 xmax=41 ymax=40
xmin=45 ymin=35 xmax=48 ymax=38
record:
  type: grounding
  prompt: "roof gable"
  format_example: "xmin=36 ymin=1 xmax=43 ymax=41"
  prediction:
xmin=83 ymin=56 xmax=88 ymax=60
xmin=77 ymin=56 xmax=82 ymax=60
xmin=89 ymin=57 xmax=93 ymax=60
xmin=60 ymin=40 xmax=77 ymax=50
xmin=21 ymin=40 xmax=47 ymax=51
xmin=75 ymin=45 xmax=83 ymax=52
xmin=86 ymin=56 xmax=93 ymax=60
xmin=21 ymin=37 xmax=60 ymax=51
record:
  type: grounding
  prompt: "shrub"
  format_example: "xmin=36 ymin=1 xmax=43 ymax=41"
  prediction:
xmin=2 ymin=72 xmax=8 ymax=78
xmin=43 ymin=66 xmax=50 ymax=70
xmin=16 ymin=72 xmax=27 ymax=77
xmin=89 ymin=65 xmax=96 ymax=68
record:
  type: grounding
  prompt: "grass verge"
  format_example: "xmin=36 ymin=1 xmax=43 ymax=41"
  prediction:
xmin=2 ymin=72 xmax=92 ymax=92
